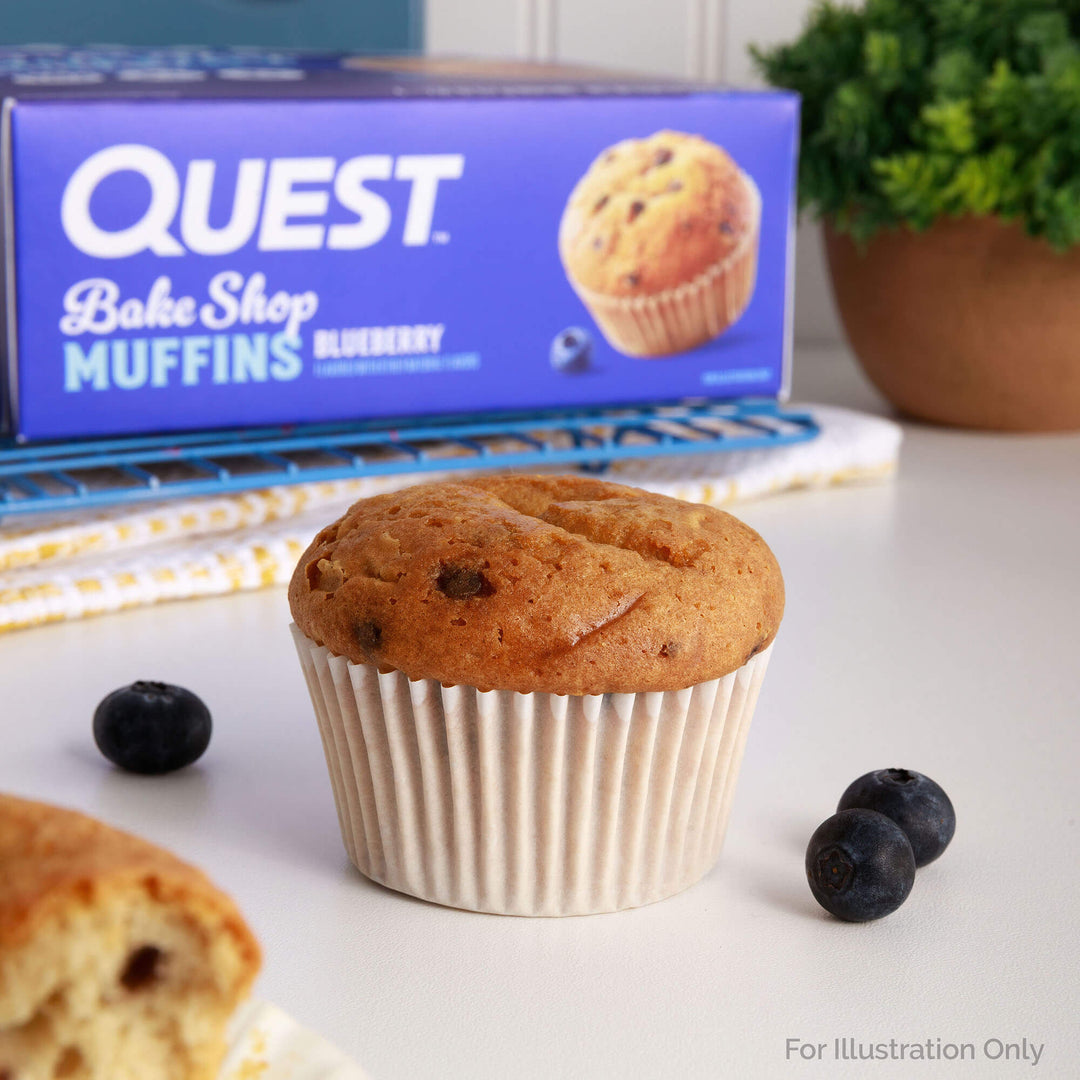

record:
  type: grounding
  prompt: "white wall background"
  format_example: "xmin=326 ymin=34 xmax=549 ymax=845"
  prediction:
xmin=425 ymin=0 xmax=842 ymax=345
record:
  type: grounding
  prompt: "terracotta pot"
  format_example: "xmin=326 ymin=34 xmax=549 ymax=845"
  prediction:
xmin=824 ymin=216 xmax=1080 ymax=431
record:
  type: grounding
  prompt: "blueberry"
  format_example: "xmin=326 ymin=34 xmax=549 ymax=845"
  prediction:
xmin=93 ymin=681 xmax=211 ymax=775
xmin=550 ymin=327 xmax=592 ymax=373
xmin=806 ymin=809 xmax=916 ymax=921
xmin=838 ymin=768 xmax=955 ymax=867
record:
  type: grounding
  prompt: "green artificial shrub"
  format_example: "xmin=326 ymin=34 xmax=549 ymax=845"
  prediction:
xmin=753 ymin=0 xmax=1080 ymax=248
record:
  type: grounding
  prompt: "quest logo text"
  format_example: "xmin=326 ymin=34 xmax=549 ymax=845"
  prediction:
xmin=61 ymin=145 xmax=466 ymax=256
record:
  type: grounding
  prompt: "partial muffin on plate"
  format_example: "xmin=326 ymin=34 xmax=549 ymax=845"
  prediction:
xmin=290 ymin=474 xmax=783 ymax=915
xmin=0 ymin=794 xmax=260 ymax=1080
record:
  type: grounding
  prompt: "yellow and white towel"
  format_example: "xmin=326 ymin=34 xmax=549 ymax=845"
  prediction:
xmin=0 ymin=404 xmax=900 ymax=634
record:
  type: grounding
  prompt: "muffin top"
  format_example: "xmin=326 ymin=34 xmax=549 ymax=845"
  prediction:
xmin=289 ymin=474 xmax=783 ymax=696
xmin=558 ymin=130 xmax=759 ymax=299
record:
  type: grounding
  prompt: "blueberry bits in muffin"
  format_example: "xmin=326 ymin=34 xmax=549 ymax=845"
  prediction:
xmin=437 ymin=565 xmax=494 ymax=599
xmin=120 ymin=945 xmax=163 ymax=991
xmin=653 ymin=147 xmax=674 ymax=166
xmin=628 ymin=200 xmax=646 ymax=223
xmin=355 ymin=620 xmax=383 ymax=653
xmin=744 ymin=638 xmax=768 ymax=666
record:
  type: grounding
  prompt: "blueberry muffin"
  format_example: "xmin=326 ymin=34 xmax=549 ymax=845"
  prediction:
xmin=558 ymin=131 xmax=761 ymax=357
xmin=0 ymin=794 xmax=260 ymax=1080
xmin=289 ymin=474 xmax=783 ymax=915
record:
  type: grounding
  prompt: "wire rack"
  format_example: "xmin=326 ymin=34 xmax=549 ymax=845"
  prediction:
xmin=0 ymin=400 xmax=818 ymax=518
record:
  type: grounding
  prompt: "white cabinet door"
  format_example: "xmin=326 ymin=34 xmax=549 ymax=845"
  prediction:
xmin=425 ymin=0 xmax=725 ymax=78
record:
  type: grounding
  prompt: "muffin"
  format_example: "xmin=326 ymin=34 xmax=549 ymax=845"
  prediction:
xmin=558 ymin=130 xmax=761 ymax=357
xmin=289 ymin=474 xmax=783 ymax=915
xmin=0 ymin=794 xmax=261 ymax=1080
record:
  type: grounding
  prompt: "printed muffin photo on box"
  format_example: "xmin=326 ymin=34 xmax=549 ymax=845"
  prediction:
xmin=558 ymin=131 xmax=761 ymax=358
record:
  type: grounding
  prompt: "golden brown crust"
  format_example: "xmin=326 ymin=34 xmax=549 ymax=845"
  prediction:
xmin=0 ymin=793 xmax=260 ymax=988
xmin=558 ymin=131 xmax=757 ymax=298
xmin=289 ymin=474 xmax=784 ymax=695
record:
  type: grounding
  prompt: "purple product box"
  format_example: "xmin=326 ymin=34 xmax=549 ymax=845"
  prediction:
xmin=0 ymin=49 xmax=799 ymax=441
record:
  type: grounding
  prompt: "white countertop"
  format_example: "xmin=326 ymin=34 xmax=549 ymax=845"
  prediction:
xmin=2 ymin=345 xmax=1078 ymax=1079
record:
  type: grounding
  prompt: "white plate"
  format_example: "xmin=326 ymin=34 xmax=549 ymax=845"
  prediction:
xmin=221 ymin=1000 xmax=372 ymax=1080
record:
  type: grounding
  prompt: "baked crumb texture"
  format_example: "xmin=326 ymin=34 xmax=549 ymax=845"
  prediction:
xmin=0 ymin=795 xmax=260 ymax=1080
xmin=289 ymin=474 xmax=784 ymax=696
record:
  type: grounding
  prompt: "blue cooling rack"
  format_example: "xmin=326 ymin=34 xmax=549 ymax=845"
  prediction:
xmin=0 ymin=400 xmax=818 ymax=517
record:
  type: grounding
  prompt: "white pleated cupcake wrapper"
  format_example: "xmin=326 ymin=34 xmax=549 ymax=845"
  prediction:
xmin=292 ymin=624 xmax=772 ymax=916
xmin=571 ymin=171 xmax=761 ymax=358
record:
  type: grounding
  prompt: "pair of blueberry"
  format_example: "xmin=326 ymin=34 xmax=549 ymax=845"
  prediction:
xmin=805 ymin=769 xmax=955 ymax=922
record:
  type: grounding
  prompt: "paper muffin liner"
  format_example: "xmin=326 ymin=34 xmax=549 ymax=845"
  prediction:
xmin=571 ymin=171 xmax=761 ymax=358
xmin=222 ymin=999 xmax=370 ymax=1079
xmin=291 ymin=624 xmax=772 ymax=916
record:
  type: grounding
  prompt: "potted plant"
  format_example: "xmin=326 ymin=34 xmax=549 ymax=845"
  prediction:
xmin=755 ymin=0 xmax=1080 ymax=431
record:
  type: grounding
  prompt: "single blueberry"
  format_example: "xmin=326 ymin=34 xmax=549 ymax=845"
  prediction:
xmin=550 ymin=327 xmax=592 ymax=373
xmin=838 ymin=767 xmax=955 ymax=867
xmin=93 ymin=680 xmax=212 ymax=775
xmin=806 ymin=809 xmax=916 ymax=922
